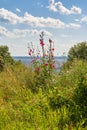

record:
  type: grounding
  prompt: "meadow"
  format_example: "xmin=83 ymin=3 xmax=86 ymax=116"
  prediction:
xmin=0 ymin=59 xmax=87 ymax=130
xmin=0 ymin=40 xmax=87 ymax=130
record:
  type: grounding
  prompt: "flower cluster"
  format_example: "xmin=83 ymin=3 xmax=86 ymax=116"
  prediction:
xmin=28 ymin=32 xmax=55 ymax=77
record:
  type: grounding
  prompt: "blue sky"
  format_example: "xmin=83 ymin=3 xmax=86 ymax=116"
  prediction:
xmin=0 ymin=0 xmax=87 ymax=56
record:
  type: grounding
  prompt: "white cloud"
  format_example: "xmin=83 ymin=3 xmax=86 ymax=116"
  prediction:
xmin=0 ymin=26 xmax=14 ymax=37
xmin=0 ymin=8 xmax=22 ymax=24
xmin=24 ymin=12 xmax=65 ymax=28
xmin=16 ymin=8 xmax=21 ymax=13
xmin=48 ymin=0 xmax=82 ymax=15
xmin=13 ymin=29 xmax=52 ymax=37
xmin=13 ymin=29 xmax=38 ymax=37
xmin=55 ymin=1 xmax=70 ymax=14
xmin=48 ymin=0 xmax=57 ymax=12
xmin=0 ymin=8 xmax=81 ymax=29
xmin=0 ymin=8 xmax=65 ymax=28
xmin=81 ymin=16 xmax=87 ymax=22
xmin=0 ymin=26 xmax=52 ymax=38
xmin=70 ymin=6 xmax=81 ymax=14
xmin=42 ymin=30 xmax=52 ymax=37
xmin=67 ymin=23 xmax=81 ymax=28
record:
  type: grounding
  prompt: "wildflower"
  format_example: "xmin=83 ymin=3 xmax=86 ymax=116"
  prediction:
xmin=28 ymin=52 xmax=31 ymax=55
xmin=45 ymin=63 xmax=48 ymax=66
xmin=28 ymin=32 xmax=55 ymax=77
xmin=51 ymin=64 xmax=55 ymax=69
xmin=28 ymin=49 xmax=33 ymax=56
xmin=35 ymin=67 xmax=41 ymax=73
xmin=52 ymin=48 xmax=54 ymax=51
xmin=40 ymin=39 xmax=45 ymax=46
xmin=30 ymin=49 xmax=32 ymax=52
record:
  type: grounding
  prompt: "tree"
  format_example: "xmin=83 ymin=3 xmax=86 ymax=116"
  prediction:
xmin=0 ymin=56 xmax=4 ymax=71
xmin=0 ymin=46 xmax=14 ymax=69
xmin=68 ymin=42 xmax=87 ymax=61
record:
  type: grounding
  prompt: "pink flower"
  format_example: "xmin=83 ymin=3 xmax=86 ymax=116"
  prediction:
xmin=52 ymin=48 xmax=54 ymax=51
xmin=40 ymin=39 xmax=45 ymax=46
xmin=51 ymin=64 xmax=55 ymax=69
xmin=45 ymin=63 xmax=48 ymax=66
xmin=30 ymin=49 xmax=32 ymax=52
xmin=28 ymin=49 xmax=34 ymax=56
xmin=35 ymin=67 xmax=41 ymax=73
xmin=28 ymin=52 xmax=31 ymax=55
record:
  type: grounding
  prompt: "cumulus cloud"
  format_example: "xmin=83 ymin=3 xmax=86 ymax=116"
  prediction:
xmin=23 ymin=12 xmax=81 ymax=29
xmin=70 ymin=6 xmax=81 ymax=14
xmin=0 ymin=8 xmax=81 ymax=29
xmin=0 ymin=8 xmax=65 ymax=28
xmin=24 ymin=12 xmax=65 ymax=28
xmin=0 ymin=8 xmax=22 ymax=24
xmin=66 ymin=23 xmax=81 ymax=28
xmin=42 ymin=30 xmax=52 ymax=37
xmin=48 ymin=0 xmax=82 ymax=15
xmin=81 ymin=16 xmax=87 ymax=22
xmin=13 ymin=29 xmax=38 ymax=37
xmin=0 ymin=26 xmax=52 ymax=38
xmin=0 ymin=26 xmax=14 ymax=37
xmin=13 ymin=29 xmax=52 ymax=37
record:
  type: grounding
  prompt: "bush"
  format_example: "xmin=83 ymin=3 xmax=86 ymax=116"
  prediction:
xmin=49 ymin=59 xmax=87 ymax=128
xmin=0 ymin=45 xmax=15 ymax=67
xmin=0 ymin=56 xmax=5 ymax=71
xmin=68 ymin=42 xmax=87 ymax=61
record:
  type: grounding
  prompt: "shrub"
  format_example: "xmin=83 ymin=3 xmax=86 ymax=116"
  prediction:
xmin=68 ymin=42 xmax=87 ymax=61
xmin=0 ymin=46 xmax=15 ymax=68
xmin=0 ymin=56 xmax=5 ymax=71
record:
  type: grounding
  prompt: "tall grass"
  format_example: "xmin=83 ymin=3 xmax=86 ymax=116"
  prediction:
xmin=0 ymin=59 xmax=87 ymax=130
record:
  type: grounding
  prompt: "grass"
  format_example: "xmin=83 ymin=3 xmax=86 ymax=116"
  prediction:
xmin=0 ymin=60 xmax=87 ymax=130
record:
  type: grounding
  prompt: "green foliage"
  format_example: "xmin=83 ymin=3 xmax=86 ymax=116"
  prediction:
xmin=28 ymin=32 xmax=55 ymax=92
xmin=0 ymin=59 xmax=87 ymax=129
xmin=0 ymin=43 xmax=87 ymax=129
xmin=0 ymin=56 xmax=4 ymax=71
xmin=49 ymin=59 xmax=87 ymax=129
xmin=68 ymin=42 xmax=87 ymax=61
xmin=72 ymin=65 xmax=87 ymax=127
xmin=0 ymin=46 xmax=15 ymax=69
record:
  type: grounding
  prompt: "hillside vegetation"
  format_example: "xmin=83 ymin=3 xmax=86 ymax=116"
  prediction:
xmin=0 ymin=43 xmax=87 ymax=130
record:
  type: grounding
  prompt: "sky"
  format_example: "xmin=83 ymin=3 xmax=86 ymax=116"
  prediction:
xmin=0 ymin=0 xmax=87 ymax=56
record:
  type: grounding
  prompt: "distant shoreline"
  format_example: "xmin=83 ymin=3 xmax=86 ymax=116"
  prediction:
xmin=13 ymin=56 xmax=67 ymax=71
xmin=13 ymin=56 xmax=67 ymax=59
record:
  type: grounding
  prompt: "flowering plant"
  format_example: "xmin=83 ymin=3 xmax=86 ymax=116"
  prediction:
xmin=28 ymin=32 xmax=55 ymax=88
